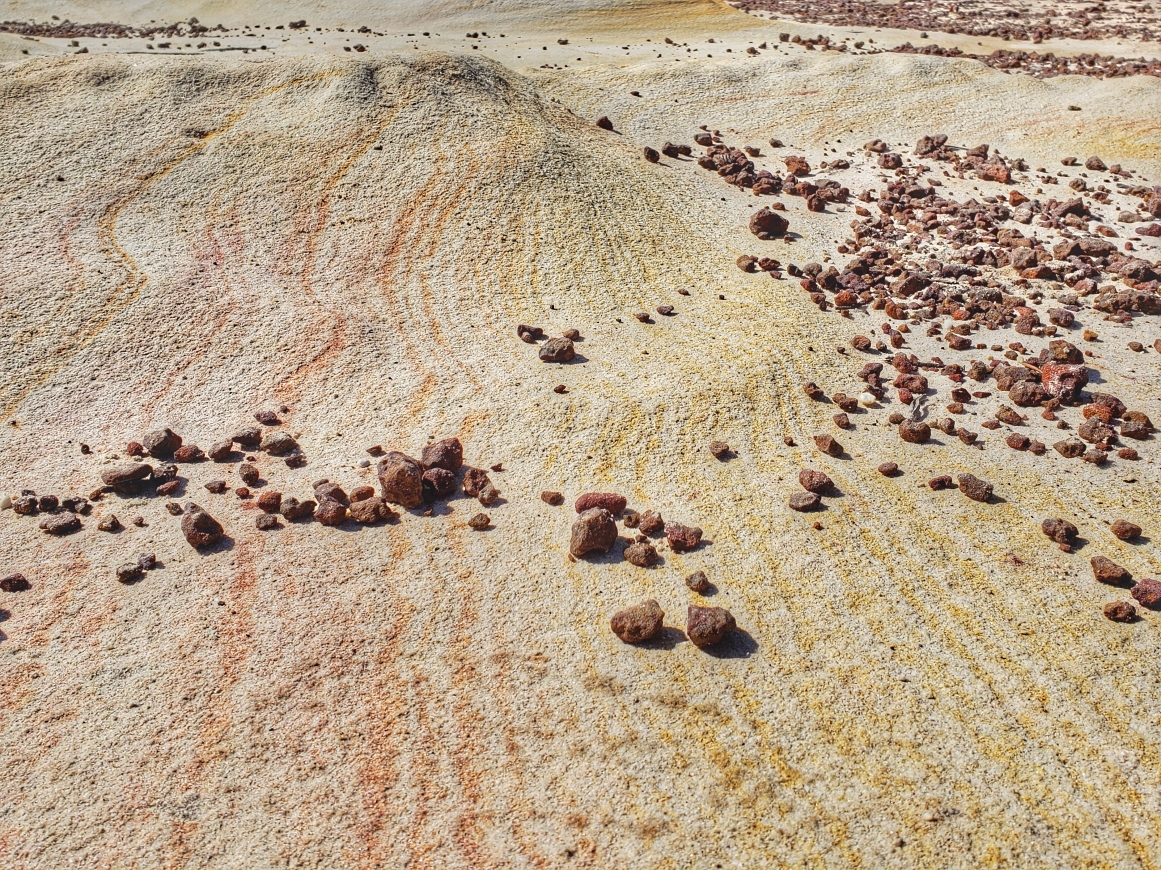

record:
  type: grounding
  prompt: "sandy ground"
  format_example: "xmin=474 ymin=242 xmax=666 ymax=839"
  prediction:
xmin=3 ymin=1 xmax=1161 ymax=868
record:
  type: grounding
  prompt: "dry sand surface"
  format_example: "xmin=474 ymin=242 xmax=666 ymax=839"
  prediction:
xmin=3 ymin=1 xmax=1161 ymax=867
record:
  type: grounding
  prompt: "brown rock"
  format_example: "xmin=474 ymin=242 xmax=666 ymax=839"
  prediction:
xmin=1121 ymin=420 xmax=1150 ymax=440
xmin=40 ymin=513 xmax=81 ymax=535
xmin=687 ymin=605 xmax=736 ymax=648
xmin=624 ymin=541 xmax=659 ymax=567
xmin=665 ymin=522 xmax=703 ymax=551
xmin=314 ymin=481 xmax=349 ymax=506
xmin=1111 ymin=519 xmax=1141 ymax=541
xmin=596 ymin=116 xmax=613 ymax=130
xmin=1009 ymin=380 xmax=1048 ymax=407
xmin=173 ymin=445 xmax=204 ymax=463
xmin=798 ymin=468 xmax=833 ymax=493
xmin=348 ymin=496 xmax=397 ymax=524
xmin=1103 ymin=600 xmax=1137 ymax=623
xmin=1040 ymin=363 xmax=1089 ymax=402
xmin=260 ymin=430 xmax=297 ymax=455
xmin=314 ymin=499 xmax=347 ymax=526
xmin=97 ymin=515 xmax=121 ymax=532
xmin=957 ymin=474 xmax=993 ymax=502
xmin=1006 ymin=433 xmax=1031 ymax=451
xmin=1078 ymin=418 xmax=1115 ymax=444
xmin=644 ymin=146 xmax=660 ymax=163
xmin=257 ymin=490 xmax=282 ymax=513
xmin=468 ymin=512 xmax=491 ymax=530
xmin=378 ymin=451 xmax=424 ymax=509
xmin=143 ymin=428 xmax=182 ymax=457
xmin=639 ymin=510 xmax=664 ymax=536
xmin=789 ymin=492 xmax=822 ymax=512
xmin=899 ymin=422 xmax=930 ymax=444
xmin=749 ymin=207 xmax=789 ymax=239
xmin=541 ymin=490 xmax=564 ymax=506
xmin=238 ymin=462 xmax=260 ymax=485
xmin=421 ymin=438 xmax=464 ymax=472
xmin=350 ymin=485 xmax=375 ymax=503
xmin=573 ymin=493 xmax=626 ymax=516
xmin=279 ymin=496 xmax=316 ymax=522
xmin=422 ymin=467 xmax=457 ymax=499
xmin=232 ymin=427 xmax=262 ymax=448
xmin=208 ymin=440 xmax=233 ymax=461
xmin=1092 ymin=555 xmax=1132 ymax=586
xmin=181 ymin=503 xmax=224 ymax=548
xmin=570 ymin=508 xmax=618 ymax=558
xmin=686 ymin=570 xmax=711 ymax=593
xmin=0 ymin=572 xmax=30 ymax=592
xmin=803 ymin=381 xmax=825 ymax=400
xmin=610 ymin=599 xmax=664 ymax=643
xmin=101 ymin=463 xmax=153 ymax=488
xmin=539 ymin=337 xmax=575 ymax=362
xmin=877 ymin=461 xmax=899 ymax=476
xmin=1054 ymin=438 xmax=1087 ymax=458
xmin=709 ymin=440 xmax=731 ymax=459
xmin=256 ymin=513 xmax=280 ymax=531
xmin=1130 ymin=579 xmax=1161 ymax=609
xmin=204 ymin=479 xmax=227 ymax=494
xmin=1042 ymin=518 xmax=1078 ymax=544
xmin=814 ymin=434 xmax=844 ymax=456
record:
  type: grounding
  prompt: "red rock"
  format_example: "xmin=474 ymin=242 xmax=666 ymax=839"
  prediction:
xmin=570 ymin=508 xmax=617 ymax=558
xmin=574 ymin=492 xmax=626 ymax=515
xmin=749 ymin=208 xmax=789 ymax=239
xmin=1131 ymin=579 xmax=1161 ymax=609
xmin=181 ymin=503 xmax=223 ymax=548
xmin=1092 ymin=556 xmax=1131 ymax=586
xmin=665 ymin=522 xmax=703 ymax=551
xmin=686 ymin=605 xmax=736 ymax=647
xmin=610 ymin=600 xmax=664 ymax=643
xmin=378 ymin=452 xmax=424 ymax=509
xmin=421 ymin=438 xmax=463 ymax=472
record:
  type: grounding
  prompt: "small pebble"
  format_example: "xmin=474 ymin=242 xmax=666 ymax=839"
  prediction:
xmin=877 ymin=462 xmax=899 ymax=476
xmin=1103 ymin=600 xmax=1136 ymax=622
xmin=1111 ymin=519 xmax=1141 ymax=541
xmin=611 ymin=599 xmax=664 ymax=643
xmin=686 ymin=570 xmax=711 ymax=593
xmin=686 ymin=605 xmax=736 ymax=648
xmin=541 ymin=491 xmax=564 ymax=506
xmin=467 ymin=513 xmax=490 ymax=530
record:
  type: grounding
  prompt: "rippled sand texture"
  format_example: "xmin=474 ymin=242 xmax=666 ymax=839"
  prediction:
xmin=2 ymin=1 xmax=1161 ymax=868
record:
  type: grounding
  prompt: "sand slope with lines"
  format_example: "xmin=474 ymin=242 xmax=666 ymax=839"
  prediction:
xmin=3 ymin=2 xmax=1161 ymax=867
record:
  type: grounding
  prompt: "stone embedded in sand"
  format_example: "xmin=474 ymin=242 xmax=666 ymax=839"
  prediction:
xmin=181 ymin=503 xmax=223 ymax=548
xmin=256 ymin=513 xmax=280 ymax=531
xmin=709 ymin=440 xmax=730 ymax=459
xmin=97 ymin=514 xmax=121 ymax=532
xmin=687 ymin=605 xmax=736 ymax=648
xmin=610 ymin=599 xmax=664 ymax=644
xmin=1092 ymin=555 xmax=1131 ymax=586
xmin=784 ymin=155 xmax=810 ymax=176
xmin=1 ymin=573 xmax=31 ymax=592
xmin=101 ymin=463 xmax=153 ymax=488
xmin=378 ymin=451 xmax=424 ymax=509
xmin=1111 ymin=519 xmax=1141 ymax=541
xmin=204 ymin=479 xmax=227 ymax=494
xmin=348 ymin=496 xmax=397 ymax=524
xmin=116 ymin=563 xmax=143 ymax=584
xmin=260 ymin=430 xmax=298 ymax=455
xmin=575 ymin=492 xmax=626 ymax=515
xmin=254 ymin=410 xmax=280 ymax=426
xmin=749 ymin=207 xmax=789 ymax=239
xmin=421 ymin=438 xmax=464 ymax=472
xmin=898 ymin=422 xmax=930 ymax=444
xmin=798 ymin=469 xmax=833 ymax=493
xmin=1009 ymin=380 xmax=1047 ymax=407
xmin=539 ymin=337 xmax=575 ymax=362
xmin=40 ymin=513 xmax=81 ymax=535
xmin=143 ymin=428 xmax=182 ymax=457
xmin=570 ymin=507 xmax=617 ymax=558
xmin=467 ymin=512 xmax=490 ymax=530
xmin=1103 ymin=600 xmax=1136 ymax=622
xmin=624 ymin=541 xmax=659 ymax=567
xmin=665 ymin=521 xmax=702 ymax=552
xmin=878 ymin=152 xmax=903 ymax=169
xmin=957 ymin=474 xmax=993 ymax=502
xmin=1131 ymin=579 xmax=1161 ymax=609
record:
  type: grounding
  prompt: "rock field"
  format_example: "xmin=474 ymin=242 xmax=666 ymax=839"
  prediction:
xmin=2 ymin=0 xmax=1161 ymax=867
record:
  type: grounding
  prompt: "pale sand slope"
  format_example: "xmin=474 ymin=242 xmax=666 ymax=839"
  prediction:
xmin=2 ymin=1 xmax=1161 ymax=868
